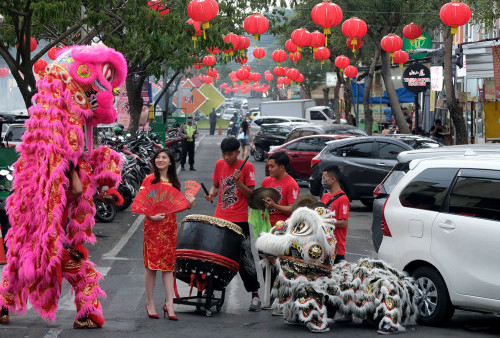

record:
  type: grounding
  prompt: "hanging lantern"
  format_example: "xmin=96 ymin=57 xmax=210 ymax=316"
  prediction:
xmin=243 ymin=14 xmax=269 ymax=42
xmin=206 ymin=46 xmax=220 ymax=55
xmin=273 ymin=66 xmax=285 ymax=76
xmin=381 ymin=34 xmax=403 ymax=58
xmin=265 ymin=73 xmax=274 ymax=82
xmin=309 ymin=31 xmax=326 ymax=52
xmin=0 ymin=68 xmax=9 ymax=78
xmin=47 ymin=47 xmax=61 ymax=60
xmin=285 ymin=39 xmax=298 ymax=53
xmin=291 ymin=28 xmax=311 ymax=52
xmin=223 ymin=33 xmax=240 ymax=58
xmin=286 ymin=68 xmax=300 ymax=82
xmin=346 ymin=38 xmax=363 ymax=52
xmin=342 ymin=18 xmax=367 ymax=53
xmin=271 ymin=49 xmax=287 ymax=65
xmin=148 ymin=1 xmax=170 ymax=17
xmin=392 ymin=50 xmax=409 ymax=68
xmin=402 ymin=23 xmax=423 ymax=44
xmin=236 ymin=67 xmax=250 ymax=81
xmin=187 ymin=0 xmax=219 ymax=38
xmin=296 ymin=73 xmax=305 ymax=83
xmin=203 ymin=75 xmax=214 ymax=84
xmin=203 ymin=55 xmax=216 ymax=68
xmin=334 ymin=55 xmax=350 ymax=74
xmin=235 ymin=54 xmax=248 ymax=64
xmin=30 ymin=37 xmax=38 ymax=52
xmin=207 ymin=68 xmax=217 ymax=77
xmin=238 ymin=36 xmax=250 ymax=53
xmin=282 ymin=77 xmax=292 ymax=85
xmin=290 ymin=52 xmax=302 ymax=64
xmin=220 ymin=83 xmax=228 ymax=89
xmin=33 ymin=59 xmax=48 ymax=75
xmin=241 ymin=65 xmax=251 ymax=72
xmin=253 ymin=73 xmax=261 ymax=82
xmin=186 ymin=19 xmax=203 ymax=46
xmin=344 ymin=65 xmax=358 ymax=79
xmin=313 ymin=46 xmax=331 ymax=69
xmin=311 ymin=2 xmax=343 ymax=45
xmin=440 ymin=1 xmax=471 ymax=39
xmin=253 ymin=47 xmax=265 ymax=63
xmin=193 ymin=62 xmax=204 ymax=71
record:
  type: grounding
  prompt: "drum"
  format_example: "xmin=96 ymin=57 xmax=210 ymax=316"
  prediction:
xmin=175 ymin=215 xmax=244 ymax=290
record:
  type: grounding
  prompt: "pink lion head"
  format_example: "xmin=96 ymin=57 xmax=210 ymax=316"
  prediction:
xmin=53 ymin=44 xmax=128 ymax=126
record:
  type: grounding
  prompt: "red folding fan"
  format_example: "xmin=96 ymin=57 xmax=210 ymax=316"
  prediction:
xmin=131 ymin=184 xmax=189 ymax=216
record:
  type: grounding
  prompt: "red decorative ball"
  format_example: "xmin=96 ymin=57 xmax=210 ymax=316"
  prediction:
xmin=291 ymin=29 xmax=311 ymax=49
xmin=271 ymin=49 xmax=287 ymax=64
xmin=402 ymin=23 xmax=422 ymax=41
xmin=313 ymin=46 xmax=330 ymax=62
xmin=187 ymin=0 xmax=219 ymax=24
xmin=440 ymin=1 xmax=471 ymax=29
xmin=344 ymin=65 xmax=358 ymax=79
xmin=310 ymin=31 xmax=326 ymax=49
xmin=285 ymin=39 xmax=298 ymax=53
xmin=253 ymin=47 xmax=265 ymax=60
xmin=335 ymin=55 xmax=350 ymax=70
xmin=311 ymin=2 xmax=343 ymax=31
xmin=243 ymin=14 xmax=269 ymax=40
xmin=381 ymin=34 xmax=403 ymax=55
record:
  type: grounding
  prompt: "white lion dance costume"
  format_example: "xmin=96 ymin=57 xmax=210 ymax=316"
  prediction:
xmin=0 ymin=45 xmax=127 ymax=328
xmin=256 ymin=207 xmax=417 ymax=333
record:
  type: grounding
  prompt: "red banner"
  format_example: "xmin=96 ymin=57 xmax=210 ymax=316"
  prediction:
xmin=492 ymin=45 xmax=500 ymax=99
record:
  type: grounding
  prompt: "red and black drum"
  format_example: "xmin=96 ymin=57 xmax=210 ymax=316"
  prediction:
xmin=175 ymin=215 xmax=244 ymax=290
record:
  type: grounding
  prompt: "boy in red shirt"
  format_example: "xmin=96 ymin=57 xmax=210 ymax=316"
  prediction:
xmin=205 ymin=137 xmax=261 ymax=311
xmin=262 ymin=151 xmax=299 ymax=227
xmin=320 ymin=167 xmax=350 ymax=264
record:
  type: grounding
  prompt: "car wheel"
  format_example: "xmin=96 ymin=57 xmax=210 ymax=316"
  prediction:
xmin=360 ymin=199 xmax=373 ymax=210
xmin=253 ymin=147 xmax=265 ymax=162
xmin=412 ymin=266 xmax=454 ymax=326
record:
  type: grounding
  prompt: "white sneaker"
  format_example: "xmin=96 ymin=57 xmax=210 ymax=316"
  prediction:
xmin=248 ymin=297 xmax=262 ymax=312
xmin=271 ymin=307 xmax=283 ymax=316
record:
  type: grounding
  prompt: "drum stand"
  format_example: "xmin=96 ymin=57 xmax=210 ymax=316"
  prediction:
xmin=173 ymin=273 xmax=226 ymax=317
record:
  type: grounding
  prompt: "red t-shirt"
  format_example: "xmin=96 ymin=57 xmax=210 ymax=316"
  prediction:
xmin=321 ymin=190 xmax=350 ymax=255
xmin=213 ymin=158 xmax=256 ymax=222
xmin=261 ymin=174 xmax=300 ymax=226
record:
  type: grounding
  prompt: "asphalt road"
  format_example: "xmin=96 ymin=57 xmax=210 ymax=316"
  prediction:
xmin=1 ymin=130 xmax=499 ymax=337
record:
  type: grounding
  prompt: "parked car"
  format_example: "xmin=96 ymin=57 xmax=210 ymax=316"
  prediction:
xmin=378 ymin=154 xmax=500 ymax=325
xmin=248 ymin=108 xmax=260 ymax=120
xmin=371 ymin=144 xmax=500 ymax=252
xmin=382 ymin=134 xmax=441 ymax=149
xmin=251 ymin=122 xmax=309 ymax=162
xmin=266 ymin=135 xmax=355 ymax=182
xmin=250 ymin=116 xmax=309 ymax=135
xmin=309 ymin=136 xmax=413 ymax=207
xmin=285 ymin=123 xmax=367 ymax=143
xmin=1 ymin=123 xmax=26 ymax=148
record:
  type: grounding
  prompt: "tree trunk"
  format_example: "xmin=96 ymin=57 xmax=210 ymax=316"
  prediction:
xmin=363 ymin=49 xmax=380 ymax=135
xmin=380 ymin=50 xmax=410 ymax=134
xmin=126 ymin=74 xmax=146 ymax=138
xmin=443 ymin=29 xmax=467 ymax=144
xmin=332 ymin=69 xmax=342 ymax=123
xmin=322 ymin=87 xmax=330 ymax=107
xmin=344 ymin=78 xmax=353 ymax=119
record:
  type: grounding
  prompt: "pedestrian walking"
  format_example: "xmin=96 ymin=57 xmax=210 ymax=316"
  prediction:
xmin=238 ymin=118 xmax=251 ymax=160
xmin=204 ymin=137 xmax=262 ymax=312
xmin=180 ymin=116 xmax=198 ymax=171
xmin=209 ymin=108 xmax=217 ymax=135
xmin=141 ymin=149 xmax=195 ymax=320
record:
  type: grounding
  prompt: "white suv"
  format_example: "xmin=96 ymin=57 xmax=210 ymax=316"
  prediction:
xmin=378 ymin=153 xmax=500 ymax=326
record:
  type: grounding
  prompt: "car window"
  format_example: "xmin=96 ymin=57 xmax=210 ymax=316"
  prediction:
xmin=290 ymin=118 xmax=307 ymax=123
xmin=301 ymin=130 xmax=317 ymax=137
xmin=338 ymin=142 xmax=373 ymax=158
xmin=263 ymin=126 xmax=280 ymax=135
xmin=382 ymin=162 xmax=411 ymax=194
xmin=283 ymin=141 xmax=298 ymax=151
xmin=378 ymin=142 xmax=407 ymax=160
xmin=295 ymin=138 xmax=329 ymax=152
xmin=399 ymin=168 xmax=458 ymax=211
xmin=254 ymin=119 xmax=264 ymax=126
xmin=310 ymin=110 xmax=327 ymax=121
xmin=448 ymin=175 xmax=500 ymax=221
xmin=287 ymin=130 xmax=300 ymax=141
xmin=277 ymin=126 xmax=291 ymax=136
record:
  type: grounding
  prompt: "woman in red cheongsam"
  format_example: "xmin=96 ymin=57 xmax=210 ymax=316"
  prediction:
xmin=141 ymin=149 xmax=195 ymax=320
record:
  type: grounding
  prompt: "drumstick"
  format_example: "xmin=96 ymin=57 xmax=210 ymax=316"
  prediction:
xmin=238 ymin=155 xmax=250 ymax=171
xmin=200 ymin=182 xmax=213 ymax=204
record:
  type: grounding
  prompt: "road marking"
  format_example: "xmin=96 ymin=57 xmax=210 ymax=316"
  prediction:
xmin=347 ymin=235 xmax=371 ymax=240
xmin=102 ymin=215 xmax=144 ymax=260
xmin=43 ymin=328 xmax=62 ymax=338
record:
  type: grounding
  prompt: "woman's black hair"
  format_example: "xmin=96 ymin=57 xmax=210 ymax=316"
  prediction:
xmin=241 ymin=119 xmax=249 ymax=136
xmin=151 ymin=148 xmax=180 ymax=190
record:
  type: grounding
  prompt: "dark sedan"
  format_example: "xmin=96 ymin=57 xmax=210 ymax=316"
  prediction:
xmin=309 ymin=136 xmax=413 ymax=208
xmin=285 ymin=123 xmax=367 ymax=143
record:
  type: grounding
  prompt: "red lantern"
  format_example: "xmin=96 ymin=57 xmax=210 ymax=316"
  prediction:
xmin=291 ymin=28 xmax=311 ymax=52
xmin=381 ymin=34 xmax=403 ymax=58
xmin=265 ymin=73 xmax=274 ymax=82
xmin=392 ymin=50 xmax=409 ymax=68
xmin=0 ymin=68 xmax=9 ymax=78
xmin=344 ymin=65 xmax=358 ymax=79
xmin=238 ymin=36 xmax=250 ymax=52
xmin=235 ymin=54 xmax=248 ymax=64
xmin=187 ymin=19 xmax=203 ymax=46
xmin=47 ymin=47 xmax=61 ymax=60
xmin=286 ymin=68 xmax=300 ymax=82
xmin=285 ymin=39 xmax=298 ymax=53
xmin=283 ymin=77 xmax=291 ymax=85
xmin=243 ymin=14 xmax=269 ymax=41
xmin=311 ymin=2 xmax=343 ymax=43
xmin=342 ymin=18 xmax=367 ymax=52
xmin=440 ymin=1 xmax=471 ymax=36
xmin=203 ymin=55 xmax=216 ymax=68
xmin=207 ymin=68 xmax=217 ymax=77
xmin=346 ymin=38 xmax=363 ymax=51
xmin=334 ymin=55 xmax=350 ymax=71
xmin=309 ymin=31 xmax=326 ymax=52
xmin=193 ymin=62 xmax=204 ymax=70
xmin=206 ymin=46 xmax=220 ymax=55
xmin=241 ymin=65 xmax=251 ymax=72
xmin=313 ymin=46 xmax=330 ymax=68
xmin=203 ymin=75 xmax=213 ymax=84
xmin=148 ymin=1 xmax=169 ymax=17
xmin=296 ymin=73 xmax=305 ymax=83
xmin=273 ymin=66 xmax=285 ymax=76
xmin=223 ymin=33 xmax=240 ymax=57
xmin=272 ymin=49 xmax=287 ymax=65
xmin=33 ymin=59 xmax=48 ymax=74
xmin=402 ymin=23 xmax=422 ymax=44
xmin=253 ymin=47 xmax=265 ymax=61
xmin=253 ymin=73 xmax=261 ymax=82
xmin=220 ymin=83 xmax=228 ymax=89
xmin=236 ymin=68 xmax=250 ymax=81
xmin=187 ymin=0 xmax=219 ymax=32
xmin=30 ymin=37 xmax=38 ymax=52
xmin=290 ymin=52 xmax=302 ymax=63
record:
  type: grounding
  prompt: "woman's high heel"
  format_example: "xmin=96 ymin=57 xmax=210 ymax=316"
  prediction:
xmin=146 ymin=305 xmax=159 ymax=319
xmin=163 ymin=304 xmax=178 ymax=320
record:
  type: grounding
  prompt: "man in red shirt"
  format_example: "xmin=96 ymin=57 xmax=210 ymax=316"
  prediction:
xmin=320 ymin=167 xmax=350 ymax=264
xmin=262 ymin=151 xmax=299 ymax=227
xmin=205 ymin=137 xmax=261 ymax=311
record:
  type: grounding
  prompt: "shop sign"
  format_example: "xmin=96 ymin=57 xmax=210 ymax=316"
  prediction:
xmin=403 ymin=32 xmax=432 ymax=60
xmin=430 ymin=66 xmax=443 ymax=91
xmin=402 ymin=63 xmax=430 ymax=93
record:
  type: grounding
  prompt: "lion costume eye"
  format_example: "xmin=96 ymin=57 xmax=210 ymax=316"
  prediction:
xmin=102 ymin=63 xmax=115 ymax=83
xmin=291 ymin=221 xmax=312 ymax=236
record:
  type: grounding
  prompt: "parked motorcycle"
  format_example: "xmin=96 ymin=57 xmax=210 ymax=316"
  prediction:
xmin=94 ymin=189 xmax=117 ymax=223
xmin=165 ymin=128 xmax=183 ymax=162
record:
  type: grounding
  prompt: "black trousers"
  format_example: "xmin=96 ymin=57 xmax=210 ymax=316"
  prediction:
xmin=334 ymin=254 xmax=345 ymax=264
xmin=210 ymin=121 xmax=216 ymax=135
xmin=234 ymin=222 xmax=261 ymax=293
xmin=180 ymin=140 xmax=195 ymax=167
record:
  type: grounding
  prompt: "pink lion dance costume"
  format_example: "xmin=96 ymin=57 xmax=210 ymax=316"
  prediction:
xmin=0 ymin=45 xmax=127 ymax=328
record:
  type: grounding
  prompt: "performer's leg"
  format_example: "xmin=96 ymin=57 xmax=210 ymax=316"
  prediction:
xmin=161 ymin=271 xmax=176 ymax=317
xmin=234 ymin=222 xmax=261 ymax=293
xmin=145 ymin=268 xmax=158 ymax=316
